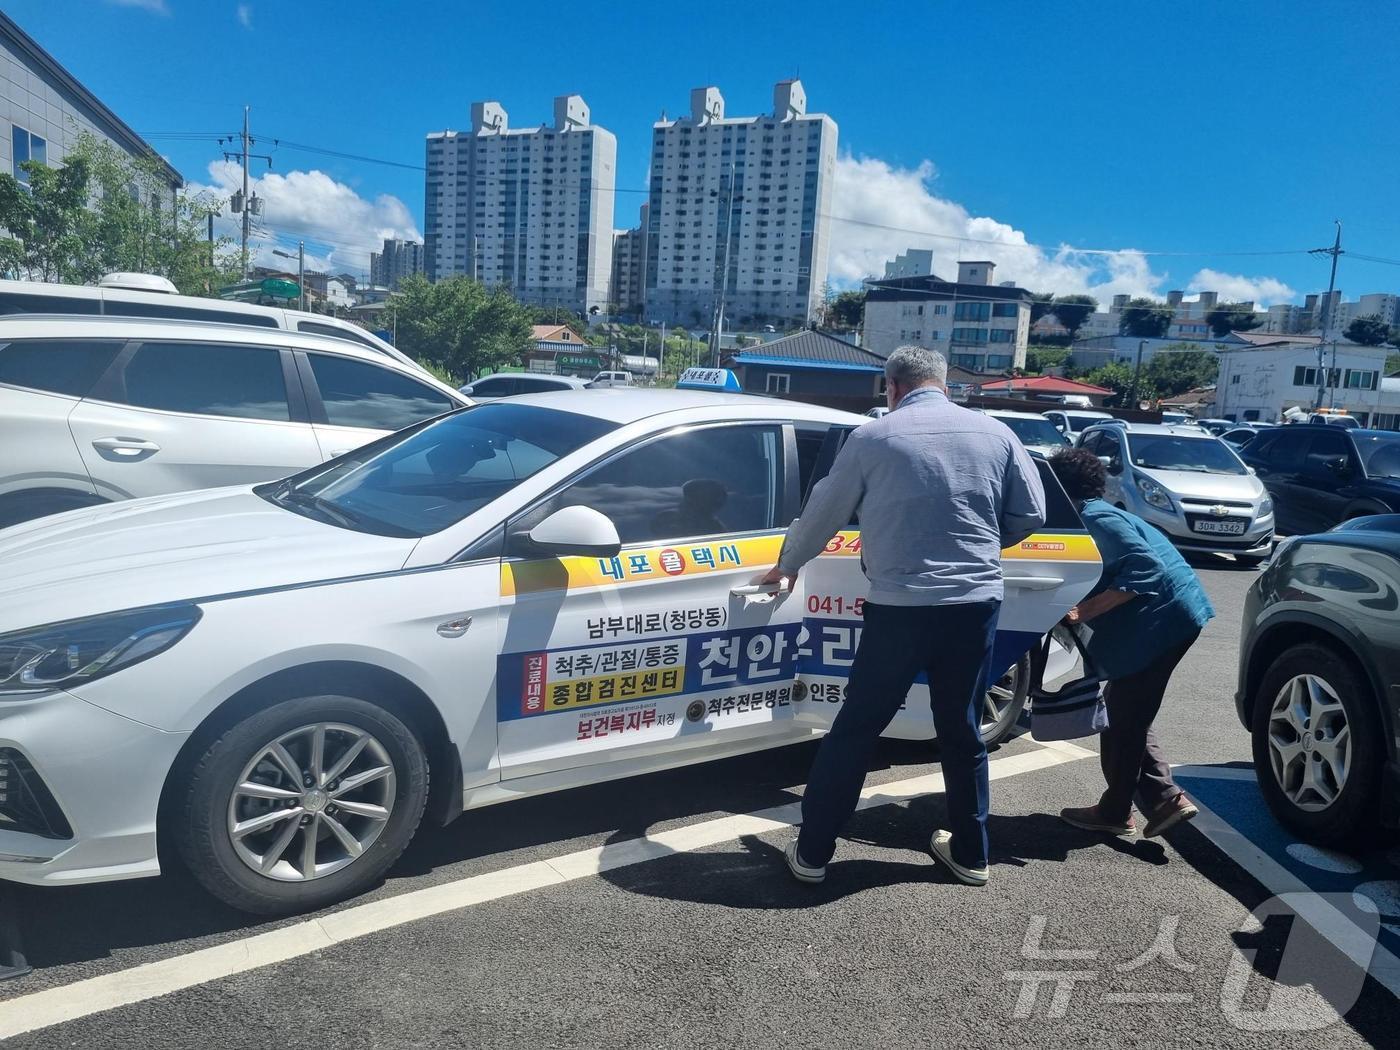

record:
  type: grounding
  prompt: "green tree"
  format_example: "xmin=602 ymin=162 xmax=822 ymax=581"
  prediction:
xmin=1080 ymin=361 xmax=1134 ymax=402
xmin=1024 ymin=345 xmax=1071 ymax=374
xmin=1028 ymin=291 xmax=1056 ymax=324
xmin=1204 ymin=301 xmax=1263 ymax=338
xmin=822 ymin=289 xmax=865 ymax=331
xmin=1385 ymin=351 xmax=1400 ymax=376
xmin=1344 ymin=314 xmax=1391 ymax=347
xmin=1050 ymin=294 xmax=1097 ymax=339
xmin=1118 ymin=297 xmax=1173 ymax=338
xmin=1389 ymin=326 xmax=1400 ymax=349
xmin=389 ymin=274 xmax=534 ymax=380
xmin=1143 ymin=347 xmax=1219 ymax=398
xmin=0 ymin=131 xmax=237 ymax=293
xmin=0 ymin=153 xmax=92 ymax=282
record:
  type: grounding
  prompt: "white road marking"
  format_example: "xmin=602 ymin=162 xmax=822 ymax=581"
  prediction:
xmin=1176 ymin=772 xmax=1400 ymax=1002
xmin=0 ymin=739 xmax=1094 ymax=1041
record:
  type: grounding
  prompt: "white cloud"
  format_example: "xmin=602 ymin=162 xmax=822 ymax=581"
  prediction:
xmin=828 ymin=154 xmax=1296 ymax=309
xmin=236 ymin=4 xmax=252 ymax=29
xmin=1187 ymin=269 xmax=1296 ymax=307
xmin=189 ymin=161 xmax=420 ymax=277
xmin=105 ymin=0 xmax=170 ymax=14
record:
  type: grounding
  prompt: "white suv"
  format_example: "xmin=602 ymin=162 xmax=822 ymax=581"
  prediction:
xmin=0 ymin=314 xmax=469 ymax=527
xmin=0 ymin=273 xmax=428 ymax=377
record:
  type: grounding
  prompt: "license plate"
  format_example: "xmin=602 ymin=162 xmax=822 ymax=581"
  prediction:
xmin=1193 ymin=519 xmax=1247 ymax=535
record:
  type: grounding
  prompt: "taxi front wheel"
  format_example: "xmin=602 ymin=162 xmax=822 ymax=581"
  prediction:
xmin=174 ymin=694 xmax=429 ymax=915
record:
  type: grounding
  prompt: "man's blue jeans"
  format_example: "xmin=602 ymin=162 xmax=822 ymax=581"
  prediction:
xmin=797 ymin=599 xmax=1001 ymax=871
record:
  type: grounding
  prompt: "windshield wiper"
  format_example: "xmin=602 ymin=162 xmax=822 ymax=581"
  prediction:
xmin=1138 ymin=464 xmax=1209 ymax=472
xmin=272 ymin=487 xmax=362 ymax=529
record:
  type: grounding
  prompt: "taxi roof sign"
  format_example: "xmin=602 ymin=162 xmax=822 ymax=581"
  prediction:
xmin=676 ymin=367 xmax=742 ymax=392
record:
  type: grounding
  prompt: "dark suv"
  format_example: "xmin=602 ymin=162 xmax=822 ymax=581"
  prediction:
xmin=1236 ymin=516 xmax=1400 ymax=846
xmin=1239 ymin=426 xmax=1400 ymax=534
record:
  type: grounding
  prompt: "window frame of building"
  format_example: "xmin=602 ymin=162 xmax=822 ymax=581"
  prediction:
xmin=765 ymin=372 xmax=791 ymax=395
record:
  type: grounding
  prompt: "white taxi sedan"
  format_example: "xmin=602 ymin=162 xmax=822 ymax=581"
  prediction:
xmin=0 ymin=390 xmax=1100 ymax=913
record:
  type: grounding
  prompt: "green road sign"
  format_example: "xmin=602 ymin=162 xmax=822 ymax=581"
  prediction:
xmin=557 ymin=352 xmax=602 ymax=371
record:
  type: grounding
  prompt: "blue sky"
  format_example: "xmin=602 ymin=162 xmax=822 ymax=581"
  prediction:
xmin=12 ymin=0 xmax=1400 ymax=304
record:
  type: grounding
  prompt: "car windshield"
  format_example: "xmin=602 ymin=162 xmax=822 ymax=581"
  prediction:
xmin=1127 ymin=434 xmax=1247 ymax=475
xmin=259 ymin=404 xmax=617 ymax=537
xmin=1355 ymin=432 xmax=1400 ymax=479
xmin=1066 ymin=413 xmax=1109 ymax=431
xmin=998 ymin=416 xmax=1071 ymax=447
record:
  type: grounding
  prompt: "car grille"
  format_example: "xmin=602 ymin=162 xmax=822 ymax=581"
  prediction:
xmin=0 ymin=748 xmax=72 ymax=839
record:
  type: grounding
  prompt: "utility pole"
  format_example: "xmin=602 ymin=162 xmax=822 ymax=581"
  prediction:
xmin=222 ymin=106 xmax=272 ymax=280
xmin=1130 ymin=339 xmax=1148 ymax=408
xmin=1308 ymin=221 xmax=1343 ymax=412
xmin=709 ymin=161 xmax=737 ymax=367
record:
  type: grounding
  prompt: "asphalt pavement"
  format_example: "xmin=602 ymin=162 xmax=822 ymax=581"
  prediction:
xmin=2 ymin=556 xmax=1397 ymax=1049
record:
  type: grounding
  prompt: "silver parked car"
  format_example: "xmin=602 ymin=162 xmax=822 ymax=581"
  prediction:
xmin=1078 ymin=422 xmax=1274 ymax=565
xmin=460 ymin=372 xmax=589 ymax=400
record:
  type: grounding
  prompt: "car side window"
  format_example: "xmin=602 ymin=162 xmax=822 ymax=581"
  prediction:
xmin=308 ymin=355 xmax=455 ymax=430
xmin=1079 ymin=431 xmax=1103 ymax=456
xmin=104 ymin=300 xmax=279 ymax=327
xmin=119 ymin=342 xmax=290 ymax=421
xmin=470 ymin=377 xmax=515 ymax=397
xmin=0 ymin=339 xmax=123 ymax=397
xmin=296 ymin=321 xmax=385 ymax=353
xmin=1303 ymin=429 xmax=1350 ymax=475
xmin=543 ymin=425 xmax=783 ymax=545
xmin=1267 ymin=432 xmax=1307 ymax=471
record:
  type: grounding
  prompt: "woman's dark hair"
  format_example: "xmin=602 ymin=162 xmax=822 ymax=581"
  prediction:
xmin=1050 ymin=447 xmax=1107 ymax=502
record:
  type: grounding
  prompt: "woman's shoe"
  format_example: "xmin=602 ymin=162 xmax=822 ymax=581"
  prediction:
xmin=1059 ymin=804 xmax=1136 ymax=836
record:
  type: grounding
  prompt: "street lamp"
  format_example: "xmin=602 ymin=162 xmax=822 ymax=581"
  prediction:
xmin=272 ymin=242 xmax=305 ymax=312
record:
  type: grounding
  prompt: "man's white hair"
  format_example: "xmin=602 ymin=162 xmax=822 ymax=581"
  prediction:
xmin=885 ymin=345 xmax=948 ymax=388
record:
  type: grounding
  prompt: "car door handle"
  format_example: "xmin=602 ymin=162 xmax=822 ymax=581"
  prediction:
xmin=1004 ymin=575 xmax=1065 ymax=591
xmin=731 ymin=580 xmax=792 ymax=597
xmin=91 ymin=437 xmax=161 ymax=456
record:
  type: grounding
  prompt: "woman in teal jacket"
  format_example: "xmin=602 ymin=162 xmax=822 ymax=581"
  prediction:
xmin=1048 ymin=448 xmax=1214 ymax=838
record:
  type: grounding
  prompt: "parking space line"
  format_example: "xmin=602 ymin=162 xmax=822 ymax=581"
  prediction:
xmin=1177 ymin=767 xmax=1400 ymax=1001
xmin=0 ymin=739 xmax=1093 ymax=1041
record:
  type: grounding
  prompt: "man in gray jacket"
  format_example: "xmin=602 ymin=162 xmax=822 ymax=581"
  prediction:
xmin=761 ymin=345 xmax=1046 ymax=886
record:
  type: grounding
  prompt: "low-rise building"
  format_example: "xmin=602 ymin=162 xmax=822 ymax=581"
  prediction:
xmin=882 ymin=249 xmax=934 ymax=279
xmin=724 ymin=328 xmax=887 ymax=413
xmin=976 ymin=374 xmax=1114 ymax=408
xmin=301 ymin=272 xmax=354 ymax=310
xmin=863 ymin=261 xmax=1032 ymax=372
xmin=0 ymin=11 xmax=182 ymax=207
xmin=1213 ymin=332 xmax=1387 ymax=423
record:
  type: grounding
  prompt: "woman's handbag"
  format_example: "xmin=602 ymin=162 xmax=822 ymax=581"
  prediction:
xmin=1029 ymin=626 xmax=1109 ymax=742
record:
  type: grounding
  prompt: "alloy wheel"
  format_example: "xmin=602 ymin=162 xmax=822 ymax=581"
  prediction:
xmin=1266 ymin=674 xmax=1351 ymax=812
xmin=227 ymin=722 xmax=397 ymax=882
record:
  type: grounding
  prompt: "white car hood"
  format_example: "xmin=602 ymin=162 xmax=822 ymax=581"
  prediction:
xmin=0 ymin=488 xmax=418 ymax=634
xmin=1137 ymin=467 xmax=1263 ymax=501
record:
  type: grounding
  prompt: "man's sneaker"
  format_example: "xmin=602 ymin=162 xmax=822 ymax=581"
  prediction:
xmin=1059 ymin=805 xmax=1136 ymax=836
xmin=784 ymin=836 xmax=826 ymax=884
xmin=928 ymin=830 xmax=990 ymax=886
xmin=1143 ymin=794 xmax=1199 ymax=838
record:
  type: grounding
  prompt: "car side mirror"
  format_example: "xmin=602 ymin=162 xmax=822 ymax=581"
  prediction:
xmin=509 ymin=505 xmax=621 ymax=559
xmin=1054 ymin=423 xmax=1067 ymax=433
xmin=1098 ymin=455 xmax=1123 ymax=475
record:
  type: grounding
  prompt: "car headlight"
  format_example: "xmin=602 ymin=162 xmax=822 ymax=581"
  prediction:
xmin=1259 ymin=494 xmax=1274 ymax=516
xmin=1134 ymin=473 xmax=1174 ymax=510
xmin=0 ymin=604 xmax=201 ymax=697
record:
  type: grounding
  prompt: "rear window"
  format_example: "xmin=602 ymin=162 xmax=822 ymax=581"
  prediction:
xmin=0 ymin=339 xmax=122 ymax=396
xmin=120 ymin=342 xmax=290 ymax=421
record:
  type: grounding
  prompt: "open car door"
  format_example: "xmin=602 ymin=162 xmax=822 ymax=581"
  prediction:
xmin=794 ymin=447 xmax=1101 ymax=741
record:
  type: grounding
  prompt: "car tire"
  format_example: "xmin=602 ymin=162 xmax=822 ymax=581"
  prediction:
xmin=1250 ymin=643 xmax=1382 ymax=849
xmin=175 ymin=694 xmax=429 ymax=915
xmin=0 ymin=488 xmax=107 ymax=529
xmin=980 ymin=654 xmax=1030 ymax=746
